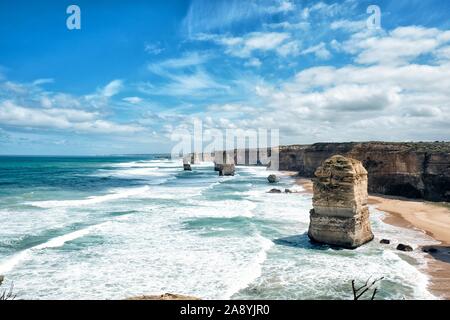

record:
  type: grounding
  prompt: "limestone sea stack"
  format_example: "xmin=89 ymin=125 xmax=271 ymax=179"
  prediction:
xmin=214 ymin=162 xmax=222 ymax=172
xmin=308 ymin=155 xmax=374 ymax=249
xmin=219 ymin=163 xmax=235 ymax=176
xmin=183 ymin=158 xmax=192 ymax=171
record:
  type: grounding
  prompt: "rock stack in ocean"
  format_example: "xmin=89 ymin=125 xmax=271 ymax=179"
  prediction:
xmin=219 ymin=163 xmax=235 ymax=176
xmin=183 ymin=157 xmax=192 ymax=171
xmin=214 ymin=162 xmax=222 ymax=172
xmin=308 ymin=155 xmax=374 ymax=249
xmin=214 ymin=151 xmax=235 ymax=176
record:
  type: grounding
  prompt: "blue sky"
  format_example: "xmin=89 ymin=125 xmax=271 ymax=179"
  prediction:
xmin=0 ymin=0 xmax=449 ymax=155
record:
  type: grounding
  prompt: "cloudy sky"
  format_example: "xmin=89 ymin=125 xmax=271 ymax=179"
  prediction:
xmin=0 ymin=0 xmax=449 ymax=155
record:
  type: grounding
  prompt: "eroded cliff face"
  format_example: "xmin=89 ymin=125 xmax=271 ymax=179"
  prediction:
xmin=191 ymin=142 xmax=449 ymax=201
xmin=279 ymin=142 xmax=450 ymax=202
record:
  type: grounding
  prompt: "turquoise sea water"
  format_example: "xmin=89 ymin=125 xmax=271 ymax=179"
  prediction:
xmin=0 ymin=156 xmax=439 ymax=299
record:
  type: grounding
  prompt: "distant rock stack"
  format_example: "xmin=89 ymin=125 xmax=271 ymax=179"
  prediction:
xmin=183 ymin=157 xmax=192 ymax=171
xmin=219 ymin=163 xmax=235 ymax=176
xmin=308 ymin=155 xmax=374 ymax=249
xmin=214 ymin=162 xmax=222 ymax=172
xmin=214 ymin=151 xmax=235 ymax=176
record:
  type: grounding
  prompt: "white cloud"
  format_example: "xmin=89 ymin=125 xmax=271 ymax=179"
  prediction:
xmin=245 ymin=58 xmax=262 ymax=67
xmin=183 ymin=0 xmax=298 ymax=36
xmin=144 ymin=42 xmax=165 ymax=55
xmin=180 ymin=38 xmax=450 ymax=143
xmin=435 ymin=45 xmax=450 ymax=62
xmin=40 ymin=96 xmax=53 ymax=108
xmin=149 ymin=52 xmax=209 ymax=72
xmin=122 ymin=96 xmax=142 ymax=104
xmin=330 ymin=19 xmax=365 ymax=32
xmin=277 ymin=40 xmax=301 ymax=57
xmin=145 ymin=51 xmax=229 ymax=97
xmin=266 ymin=0 xmax=295 ymax=14
xmin=207 ymin=103 xmax=256 ymax=114
xmin=301 ymin=42 xmax=331 ymax=59
xmin=32 ymin=78 xmax=54 ymax=86
xmin=343 ymin=26 xmax=450 ymax=65
xmin=195 ymin=32 xmax=297 ymax=58
xmin=141 ymin=69 xmax=229 ymax=97
xmin=0 ymin=101 xmax=143 ymax=134
xmin=265 ymin=21 xmax=310 ymax=31
xmin=101 ymin=80 xmax=123 ymax=97
xmin=302 ymin=0 xmax=357 ymax=19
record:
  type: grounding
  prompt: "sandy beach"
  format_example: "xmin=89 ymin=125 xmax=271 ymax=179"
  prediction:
xmin=294 ymin=176 xmax=450 ymax=300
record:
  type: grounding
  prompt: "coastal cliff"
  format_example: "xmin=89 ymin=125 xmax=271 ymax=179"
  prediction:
xmin=278 ymin=142 xmax=450 ymax=202
xmin=192 ymin=142 xmax=450 ymax=202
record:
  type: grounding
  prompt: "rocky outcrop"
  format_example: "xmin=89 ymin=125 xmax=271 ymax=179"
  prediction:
xmin=397 ymin=244 xmax=413 ymax=252
xmin=278 ymin=142 xmax=450 ymax=202
xmin=308 ymin=155 xmax=374 ymax=249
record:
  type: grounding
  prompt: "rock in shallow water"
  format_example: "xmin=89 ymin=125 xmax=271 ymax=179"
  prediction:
xmin=183 ymin=158 xmax=192 ymax=171
xmin=380 ymin=239 xmax=391 ymax=244
xmin=308 ymin=155 xmax=374 ymax=249
xmin=267 ymin=174 xmax=278 ymax=183
xmin=397 ymin=244 xmax=413 ymax=252
xmin=268 ymin=188 xmax=282 ymax=193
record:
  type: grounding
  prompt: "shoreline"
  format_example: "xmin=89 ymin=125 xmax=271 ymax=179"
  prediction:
xmin=292 ymin=174 xmax=450 ymax=300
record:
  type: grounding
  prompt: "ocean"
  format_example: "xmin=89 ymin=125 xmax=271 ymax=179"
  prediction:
xmin=0 ymin=155 xmax=438 ymax=300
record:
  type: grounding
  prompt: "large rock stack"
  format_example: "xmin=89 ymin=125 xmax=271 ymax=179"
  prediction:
xmin=308 ymin=155 xmax=374 ymax=249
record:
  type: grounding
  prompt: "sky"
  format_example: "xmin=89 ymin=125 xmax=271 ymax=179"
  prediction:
xmin=0 ymin=0 xmax=449 ymax=155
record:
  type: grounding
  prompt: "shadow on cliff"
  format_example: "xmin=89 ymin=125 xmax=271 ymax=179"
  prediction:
xmin=273 ymin=233 xmax=346 ymax=251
